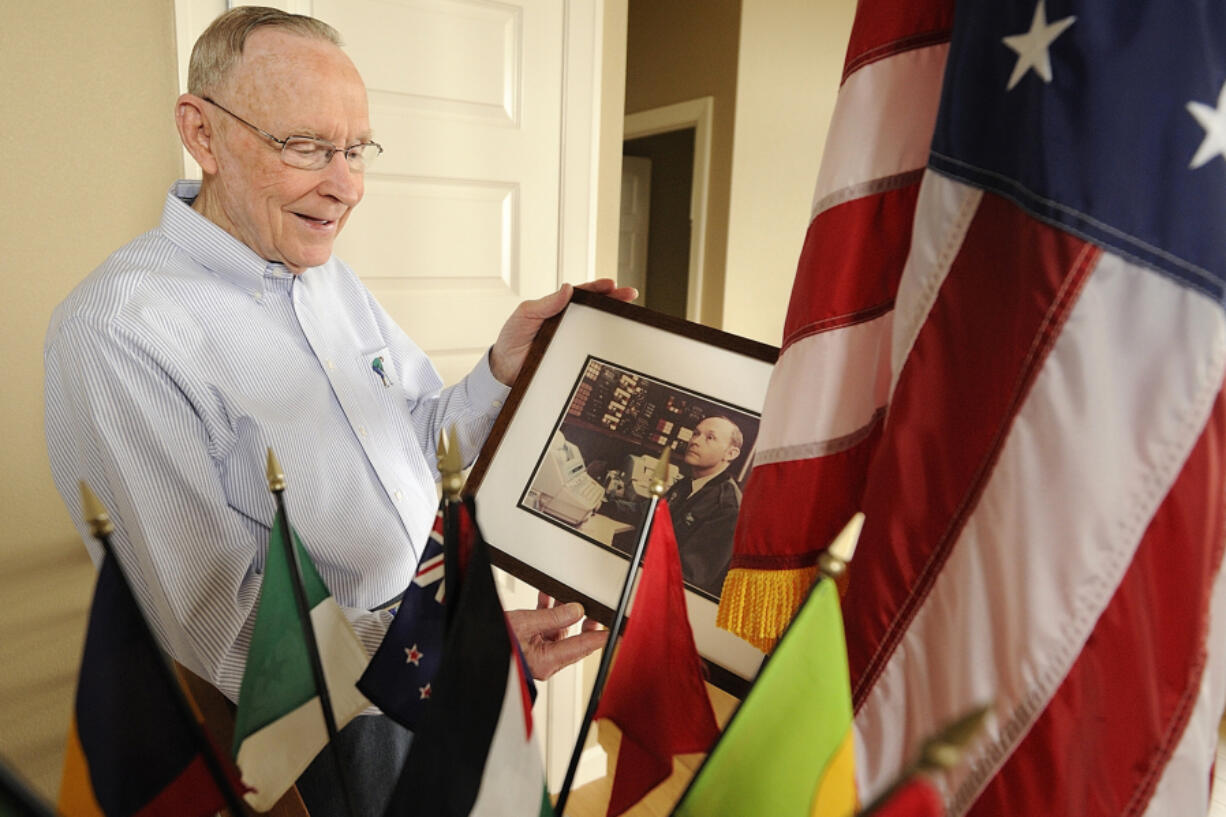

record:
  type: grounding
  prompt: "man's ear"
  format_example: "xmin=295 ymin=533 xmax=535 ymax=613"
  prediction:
xmin=175 ymin=94 xmax=219 ymax=175
xmin=724 ymin=445 xmax=741 ymax=464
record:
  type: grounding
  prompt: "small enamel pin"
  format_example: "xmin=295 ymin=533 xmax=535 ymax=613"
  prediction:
xmin=371 ymin=355 xmax=394 ymax=388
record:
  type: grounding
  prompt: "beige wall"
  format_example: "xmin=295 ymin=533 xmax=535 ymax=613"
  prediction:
xmin=723 ymin=0 xmax=857 ymax=345
xmin=0 ymin=0 xmax=180 ymax=797
xmin=624 ymin=0 xmax=740 ymax=328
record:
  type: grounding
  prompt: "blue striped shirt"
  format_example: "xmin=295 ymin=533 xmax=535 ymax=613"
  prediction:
xmin=44 ymin=181 xmax=509 ymax=701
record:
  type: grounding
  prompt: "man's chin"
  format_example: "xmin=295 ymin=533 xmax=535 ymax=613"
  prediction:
xmin=283 ymin=247 xmax=336 ymax=272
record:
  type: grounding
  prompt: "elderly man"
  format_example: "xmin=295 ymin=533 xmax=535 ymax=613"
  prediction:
xmin=44 ymin=6 xmax=626 ymax=813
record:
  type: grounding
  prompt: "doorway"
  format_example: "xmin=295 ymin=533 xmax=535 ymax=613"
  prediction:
xmin=622 ymin=128 xmax=695 ymax=319
xmin=619 ymin=97 xmax=714 ymax=324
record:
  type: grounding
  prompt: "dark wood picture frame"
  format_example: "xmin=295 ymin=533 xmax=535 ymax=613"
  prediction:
xmin=466 ymin=289 xmax=778 ymax=695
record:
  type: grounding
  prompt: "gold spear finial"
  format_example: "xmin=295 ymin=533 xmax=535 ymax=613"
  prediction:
xmin=916 ymin=702 xmax=993 ymax=773
xmin=78 ymin=481 xmax=114 ymax=538
xmin=649 ymin=447 xmax=672 ymax=498
xmin=439 ymin=426 xmax=464 ymax=499
xmin=817 ymin=511 xmax=865 ymax=582
xmin=266 ymin=448 xmax=286 ymax=493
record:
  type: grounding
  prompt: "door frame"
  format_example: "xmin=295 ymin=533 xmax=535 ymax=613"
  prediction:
xmin=623 ymin=96 xmax=713 ymax=324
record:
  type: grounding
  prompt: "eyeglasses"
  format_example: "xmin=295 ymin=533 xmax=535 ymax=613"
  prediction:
xmin=202 ymin=96 xmax=383 ymax=172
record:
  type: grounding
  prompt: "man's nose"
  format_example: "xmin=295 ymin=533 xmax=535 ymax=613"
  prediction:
xmin=319 ymin=151 xmax=363 ymax=204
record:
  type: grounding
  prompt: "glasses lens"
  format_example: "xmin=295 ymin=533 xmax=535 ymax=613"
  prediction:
xmin=281 ymin=138 xmax=332 ymax=170
xmin=345 ymin=143 xmax=382 ymax=172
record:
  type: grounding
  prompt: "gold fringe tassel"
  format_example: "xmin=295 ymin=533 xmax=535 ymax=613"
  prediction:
xmin=715 ymin=565 xmax=818 ymax=654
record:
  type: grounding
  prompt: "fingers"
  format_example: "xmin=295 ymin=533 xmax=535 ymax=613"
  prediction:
xmin=536 ymin=590 xmax=554 ymax=610
xmin=509 ymin=602 xmax=585 ymax=640
xmin=489 ymin=280 xmax=637 ymax=384
xmin=576 ymin=278 xmax=638 ymax=303
xmin=527 ymin=628 xmax=609 ymax=680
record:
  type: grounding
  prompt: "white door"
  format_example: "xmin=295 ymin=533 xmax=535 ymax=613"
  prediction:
xmin=312 ymin=0 xmax=563 ymax=386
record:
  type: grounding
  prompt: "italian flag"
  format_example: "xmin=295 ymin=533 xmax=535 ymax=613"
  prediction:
xmin=232 ymin=509 xmax=370 ymax=811
xmin=384 ymin=499 xmax=551 ymax=816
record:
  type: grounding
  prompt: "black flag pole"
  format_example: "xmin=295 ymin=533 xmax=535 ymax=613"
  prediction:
xmin=77 ymin=482 xmax=249 ymax=817
xmin=265 ymin=449 xmax=357 ymax=817
xmin=553 ymin=448 xmax=673 ymax=815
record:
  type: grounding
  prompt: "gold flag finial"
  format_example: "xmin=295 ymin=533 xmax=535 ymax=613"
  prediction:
xmin=266 ymin=448 xmax=286 ymax=493
xmin=817 ymin=511 xmax=865 ymax=582
xmin=439 ymin=426 xmax=464 ymax=499
xmin=79 ymin=481 xmax=114 ymax=538
xmin=649 ymin=447 xmax=672 ymax=497
xmin=917 ymin=702 xmax=993 ymax=772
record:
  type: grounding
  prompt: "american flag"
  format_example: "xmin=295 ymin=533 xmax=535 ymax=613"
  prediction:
xmin=720 ymin=0 xmax=1226 ymax=813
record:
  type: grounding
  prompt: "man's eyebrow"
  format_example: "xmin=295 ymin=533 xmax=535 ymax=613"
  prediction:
xmin=287 ymin=128 xmax=376 ymax=144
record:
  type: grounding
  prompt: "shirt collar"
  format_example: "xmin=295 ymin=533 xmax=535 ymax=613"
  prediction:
xmin=159 ymin=180 xmax=296 ymax=293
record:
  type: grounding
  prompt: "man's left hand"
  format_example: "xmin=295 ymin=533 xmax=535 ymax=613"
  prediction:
xmin=508 ymin=592 xmax=607 ymax=680
xmin=489 ymin=279 xmax=637 ymax=386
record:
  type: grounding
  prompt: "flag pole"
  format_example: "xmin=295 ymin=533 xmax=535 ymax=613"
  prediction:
xmin=265 ymin=450 xmax=357 ymax=817
xmin=78 ymin=482 xmax=250 ymax=817
xmin=554 ymin=448 xmax=673 ymax=815
xmin=439 ymin=427 xmax=465 ymax=629
xmin=856 ymin=703 xmax=992 ymax=816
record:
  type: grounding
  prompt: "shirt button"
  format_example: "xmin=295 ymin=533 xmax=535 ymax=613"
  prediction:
xmin=492 ymin=399 xmax=503 ymax=408
xmin=326 ymin=359 xmax=336 ymax=370
xmin=358 ymin=426 xmax=368 ymax=437
xmin=252 ymin=292 xmax=263 ymax=302
xmin=394 ymin=490 xmax=404 ymax=501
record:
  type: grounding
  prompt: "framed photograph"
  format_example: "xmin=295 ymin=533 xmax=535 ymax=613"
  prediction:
xmin=467 ymin=289 xmax=777 ymax=695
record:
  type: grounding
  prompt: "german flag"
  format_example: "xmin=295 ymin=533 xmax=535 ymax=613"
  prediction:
xmin=58 ymin=553 xmax=239 ymax=817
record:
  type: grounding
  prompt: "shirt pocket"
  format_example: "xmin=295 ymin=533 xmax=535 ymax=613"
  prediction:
xmin=361 ymin=345 xmax=397 ymax=392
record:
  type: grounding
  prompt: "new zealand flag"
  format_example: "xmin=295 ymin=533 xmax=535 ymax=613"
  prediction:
xmin=357 ymin=507 xmax=448 ymax=730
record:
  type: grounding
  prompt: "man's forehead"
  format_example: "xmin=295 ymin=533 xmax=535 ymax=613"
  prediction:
xmin=224 ymin=29 xmax=370 ymax=134
xmin=698 ymin=417 xmax=734 ymax=436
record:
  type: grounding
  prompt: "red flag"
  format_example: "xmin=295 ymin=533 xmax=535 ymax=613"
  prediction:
xmin=721 ymin=0 xmax=1226 ymax=813
xmin=870 ymin=779 xmax=944 ymax=817
xmin=595 ymin=501 xmax=720 ymax=817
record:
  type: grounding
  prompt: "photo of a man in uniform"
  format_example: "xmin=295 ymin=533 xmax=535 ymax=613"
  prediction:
xmin=597 ymin=413 xmax=745 ymax=597
xmin=518 ymin=358 xmax=756 ymax=600
xmin=655 ymin=415 xmax=743 ymax=595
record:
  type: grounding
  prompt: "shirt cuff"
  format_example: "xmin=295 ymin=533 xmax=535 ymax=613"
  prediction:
xmin=467 ymin=348 xmax=513 ymax=417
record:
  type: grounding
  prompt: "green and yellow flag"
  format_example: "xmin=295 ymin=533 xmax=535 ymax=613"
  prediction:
xmin=673 ymin=576 xmax=856 ymax=817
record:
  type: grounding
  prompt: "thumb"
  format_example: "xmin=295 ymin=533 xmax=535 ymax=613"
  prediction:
xmin=511 ymin=601 xmax=585 ymax=638
xmin=518 ymin=283 xmax=573 ymax=322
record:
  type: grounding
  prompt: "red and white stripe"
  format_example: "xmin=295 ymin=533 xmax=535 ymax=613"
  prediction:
xmin=848 ymin=179 xmax=1226 ymax=813
xmin=738 ymin=0 xmax=1226 ymax=813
